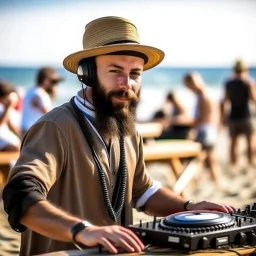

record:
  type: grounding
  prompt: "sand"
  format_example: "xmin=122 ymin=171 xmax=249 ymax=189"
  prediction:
xmin=1 ymin=125 xmax=256 ymax=256
xmin=0 ymin=200 xmax=20 ymax=256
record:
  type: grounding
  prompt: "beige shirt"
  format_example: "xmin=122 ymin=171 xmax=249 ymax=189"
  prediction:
xmin=7 ymin=102 xmax=152 ymax=256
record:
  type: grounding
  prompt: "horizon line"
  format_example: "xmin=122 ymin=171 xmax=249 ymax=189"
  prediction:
xmin=1 ymin=63 xmax=256 ymax=69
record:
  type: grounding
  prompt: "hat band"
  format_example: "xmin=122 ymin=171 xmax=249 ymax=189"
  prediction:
xmin=103 ymin=40 xmax=139 ymax=46
xmin=104 ymin=51 xmax=148 ymax=64
xmin=102 ymin=40 xmax=148 ymax=64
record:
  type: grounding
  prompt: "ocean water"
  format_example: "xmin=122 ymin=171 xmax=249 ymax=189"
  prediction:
xmin=1 ymin=66 xmax=256 ymax=121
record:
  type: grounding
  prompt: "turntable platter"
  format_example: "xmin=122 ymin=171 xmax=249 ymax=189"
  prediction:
xmin=161 ymin=210 xmax=235 ymax=229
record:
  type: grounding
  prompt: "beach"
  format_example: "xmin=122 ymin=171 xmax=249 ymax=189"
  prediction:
xmin=1 ymin=124 xmax=256 ymax=256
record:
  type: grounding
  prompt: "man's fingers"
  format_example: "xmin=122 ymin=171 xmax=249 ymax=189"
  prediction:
xmin=120 ymin=227 xmax=144 ymax=249
xmin=230 ymin=206 xmax=237 ymax=212
xmin=196 ymin=201 xmax=236 ymax=214
xmin=225 ymin=205 xmax=236 ymax=213
xmin=97 ymin=229 xmax=144 ymax=254
xmin=100 ymin=233 xmax=142 ymax=253
xmin=212 ymin=204 xmax=235 ymax=213
xmin=113 ymin=231 xmax=143 ymax=252
xmin=98 ymin=237 xmax=118 ymax=254
xmin=113 ymin=237 xmax=136 ymax=253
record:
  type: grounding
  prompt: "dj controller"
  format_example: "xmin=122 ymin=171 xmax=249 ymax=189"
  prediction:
xmin=129 ymin=203 xmax=256 ymax=251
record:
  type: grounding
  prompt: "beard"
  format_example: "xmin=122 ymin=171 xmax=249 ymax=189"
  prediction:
xmin=45 ymin=86 xmax=57 ymax=99
xmin=92 ymin=81 xmax=140 ymax=138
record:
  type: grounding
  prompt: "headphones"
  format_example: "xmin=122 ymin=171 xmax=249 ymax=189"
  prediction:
xmin=77 ymin=58 xmax=97 ymax=87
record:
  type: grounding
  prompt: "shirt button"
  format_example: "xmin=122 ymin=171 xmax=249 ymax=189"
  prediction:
xmin=112 ymin=171 xmax=116 ymax=175
xmin=111 ymin=184 xmax=114 ymax=188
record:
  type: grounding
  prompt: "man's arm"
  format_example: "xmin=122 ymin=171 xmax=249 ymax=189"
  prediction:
xmin=143 ymin=187 xmax=236 ymax=216
xmin=20 ymin=200 xmax=82 ymax=242
xmin=142 ymin=187 xmax=187 ymax=216
xmin=20 ymin=200 xmax=144 ymax=254
xmin=7 ymin=119 xmax=21 ymax=137
xmin=0 ymin=93 xmax=17 ymax=125
xmin=0 ymin=104 xmax=13 ymax=125
xmin=248 ymin=80 xmax=256 ymax=105
xmin=220 ymin=89 xmax=229 ymax=126
xmin=2 ymin=120 xmax=144 ymax=254
xmin=31 ymin=95 xmax=49 ymax=114
xmin=171 ymin=114 xmax=195 ymax=127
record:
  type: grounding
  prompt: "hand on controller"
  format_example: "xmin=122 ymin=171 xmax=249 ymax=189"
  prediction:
xmin=76 ymin=225 xmax=144 ymax=254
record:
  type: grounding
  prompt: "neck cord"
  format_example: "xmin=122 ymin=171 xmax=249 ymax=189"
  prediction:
xmin=70 ymin=96 xmax=127 ymax=223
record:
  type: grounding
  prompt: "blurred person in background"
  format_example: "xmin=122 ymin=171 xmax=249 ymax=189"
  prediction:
xmin=152 ymin=91 xmax=194 ymax=139
xmin=0 ymin=80 xmax=21 ymax=151
xmin=21 ymin=67 xmax=64 ymax=135
xmin=221 ymin=60 xmax=256 ymax=169
xmin=183 ymin=72 xmax=220 ymax=185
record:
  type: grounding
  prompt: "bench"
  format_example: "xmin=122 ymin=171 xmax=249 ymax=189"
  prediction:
xmin=0 ymin=140 xmax=201 ymax=194
xmin=136 ymin=122 xmax=163 ymax=139
xmin=0 ymin=152 xmax=19 ymax=189
xmin=143 ymin=140 xmax=202 ymax=195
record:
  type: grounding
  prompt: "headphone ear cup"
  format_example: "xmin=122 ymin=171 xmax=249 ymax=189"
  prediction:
xmin=77 ymin=58 xmax=96 ymax=87
xmin=77 ymin=59 xmax=89 ymax=85
xmin=87 ymin=59 xmax=97 ymax=87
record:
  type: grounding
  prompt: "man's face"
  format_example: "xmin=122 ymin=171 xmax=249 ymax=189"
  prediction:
xmin=183 ymin=73 xmax=204 ymax=93
xmin=45 ymin=73 xmax=61 ymax=99
xmin=96 ymin=55 xmax=144 ymax=115
xmin=0 ymin=96 xmax=8 ymax=105
xmin=92 ymin=55 xmax=144 ymax=136
xmin=183 ymin=79 xmax=198 ymax=93
xmin=95 ymin=54 xmax=143 ymax=112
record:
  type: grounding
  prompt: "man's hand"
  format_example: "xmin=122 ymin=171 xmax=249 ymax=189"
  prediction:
xmin=186 ymin=200 xmax=236 ymax=213
xmin=76 ymin=225 xmax=144 ymax=254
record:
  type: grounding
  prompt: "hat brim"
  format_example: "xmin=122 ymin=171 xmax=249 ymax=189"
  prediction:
xmin=63 ymin=43 xmax=165 ymax=73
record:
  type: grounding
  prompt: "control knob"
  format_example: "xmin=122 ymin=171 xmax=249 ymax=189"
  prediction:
xmin=197 ymin=237 xmax=210 ymax=249
xmin=247 ymin=230 xmax=256 ymax=245
xmin=234 ymin=232 xmax=247 ymax=246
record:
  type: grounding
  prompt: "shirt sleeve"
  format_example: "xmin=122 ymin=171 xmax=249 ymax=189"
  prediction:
xmin=2 ymin=120 xmax=67 ymax=232
xmin=131 ymin=133 xmax=154 ymax=208
xmin=136 ymin=180 xmax=162 ymax=209
xmin=35 ymin=91 xmax=50 ymax=110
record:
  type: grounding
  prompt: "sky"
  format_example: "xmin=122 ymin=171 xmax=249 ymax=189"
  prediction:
xmin=0 ymin=0 xmax=256 ymax=67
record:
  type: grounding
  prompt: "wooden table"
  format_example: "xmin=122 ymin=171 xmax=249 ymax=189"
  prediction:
xmin=136 ymin=122 xmax=163 ymax=139
xmin=0 ymin=139 xmax=201 ymax=193
xmin=0 ymin=151 xmax=19 ymax=188
xmin=35 ymin=247 xmax=256 ymax=256
xmin=0 ymin=140 xmax=202 ymax=194
xmin=143 ymin=140 xmax=202 ymax=195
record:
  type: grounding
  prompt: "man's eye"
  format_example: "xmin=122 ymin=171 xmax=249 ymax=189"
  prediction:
xmin=110 ymin=70 xmax=120 ymax=73
xmin=131 ymin=72 xmax=141 ymax=76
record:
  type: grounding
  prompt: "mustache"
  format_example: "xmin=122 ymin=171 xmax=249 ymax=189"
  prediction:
xmin=108 ymin=90 xmax=138 ymax=101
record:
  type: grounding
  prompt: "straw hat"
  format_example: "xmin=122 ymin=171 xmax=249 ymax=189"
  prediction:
xmin=63 ymin=16 xmax=165 ymax=73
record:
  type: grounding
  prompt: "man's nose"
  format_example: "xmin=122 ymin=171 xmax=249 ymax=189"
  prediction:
xmin=118 ymin=75 xmax=132 ymax=90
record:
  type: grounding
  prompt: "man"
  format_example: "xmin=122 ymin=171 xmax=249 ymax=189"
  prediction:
xmin=0 ymin=80 xmax=21 ymax=151
xmin=221 ymin=60 xmax=256 ymax=168
xmin=3 ymin=16 xmax=235 ymax=256
xmin=161 ymin=91 xmax=194 ymax=139
xmin=21 ymin=66 xmax=63 ymax=135
xmin=183 ymin=72 xmax=220 ymax=184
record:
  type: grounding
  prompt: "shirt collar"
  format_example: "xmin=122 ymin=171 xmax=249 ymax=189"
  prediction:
xmin=74 ymin=89 xmax=95 ymax=119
